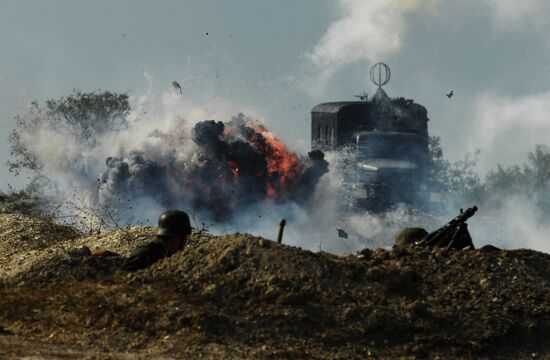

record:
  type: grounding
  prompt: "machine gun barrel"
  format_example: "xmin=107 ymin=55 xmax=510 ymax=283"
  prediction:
xmin=445 ymin=206 xmax=477 ymax=227
xmin=421 ymin=206 xmax=478 ymax=247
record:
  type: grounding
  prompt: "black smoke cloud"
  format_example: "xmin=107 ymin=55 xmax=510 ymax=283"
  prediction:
xmin=98 ymin=114 xmax=328 ymax=221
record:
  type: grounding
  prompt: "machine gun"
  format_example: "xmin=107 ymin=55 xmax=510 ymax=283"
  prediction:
xmin=418 ymin=206 xmax=478 ymax=250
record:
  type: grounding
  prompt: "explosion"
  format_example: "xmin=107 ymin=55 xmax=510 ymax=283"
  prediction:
xmin=99 ymin=114 xmax=328 ymax=221
xmin=245 ymin=120 xmax=304 ymax=199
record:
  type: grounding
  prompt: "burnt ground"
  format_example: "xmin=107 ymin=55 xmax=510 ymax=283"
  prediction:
xmin=0 ymin=213 xmax=549 ymax=359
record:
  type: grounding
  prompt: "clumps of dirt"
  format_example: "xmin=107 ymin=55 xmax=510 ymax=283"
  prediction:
xmin=138 ymin=234 xmax=368 ymax=307
xmin=0 ymin=189 xmax=45 ymax=217
xmin=126 ymin=236 xmax=550 ymax=358
xmin=0 ymin=213 xmax=81 ymax=279
xmin=0 ymin=213 xmax=80 ymax=254
xmin=1 ymin=222 xmax=550 ymax=359
xmin=9 ymin=247 xmax=124 ymax=284
xmin=73 ymin=227 xmax=216 ymax=257
xmin=0 ymin=216 xmax=216 ymax=284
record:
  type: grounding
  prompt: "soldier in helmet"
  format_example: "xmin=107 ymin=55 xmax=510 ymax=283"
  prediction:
xmin=121 ymin=209 xmax=192 ymax=271
xmin=394 ymin=227 xmax=428 ymax=248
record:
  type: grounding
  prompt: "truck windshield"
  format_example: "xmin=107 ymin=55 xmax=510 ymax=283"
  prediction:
xmin=356 ymin=132 xmax=425 ymax=161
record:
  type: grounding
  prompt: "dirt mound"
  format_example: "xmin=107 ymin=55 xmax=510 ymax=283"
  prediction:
xmin=0 ymin=190 xmax=45 ymax=217
xmin=4 ymin=229 xmax=218 ymax=285
xmin=1 ymin=222 xmax=550 ymax=359
xmin=0 ymin=213 xmax=80 ymax=254
xmin=73 ymin=226 xmax=217 ymax=257
xmin=0 ymin=213 xmax=81 ymax=279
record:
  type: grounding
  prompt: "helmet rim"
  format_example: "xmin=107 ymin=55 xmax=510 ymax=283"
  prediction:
xmin=156 ymin=209 xmax=193 ymax=237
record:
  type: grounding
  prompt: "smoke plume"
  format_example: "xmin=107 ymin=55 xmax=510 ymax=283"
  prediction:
xmin=466 ymin=91 xmax=550 ymax=175
xmin=11 ymin=82 xmax=550 ymax=255
xmin=98 ymin=114 xmax=329 ymax=221
xmin=305 ymin=0 xmax=440 ymax=93
xmin=483 ymin=0 xmax=550 ymax=30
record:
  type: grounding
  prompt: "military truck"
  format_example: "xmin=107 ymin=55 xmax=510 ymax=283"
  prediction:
xmin=311 ymin=64 xmax=430 ymax=211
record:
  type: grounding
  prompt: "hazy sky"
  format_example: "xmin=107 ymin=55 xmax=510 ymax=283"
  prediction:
xmin=2 ymin=0 xmax=550 ymax=187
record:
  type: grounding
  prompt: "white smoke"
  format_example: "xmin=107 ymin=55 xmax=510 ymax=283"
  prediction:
xmin=469 ymin=197 xmax=550 ymax=252
xmin=448 ymin=89 xmax=550 ymax=254
xmin=466 ymin=91 xmax=550 ymax=176
xmin=11 ymin=77 xmax=346 ymax=249
xmin=206 ymin=149 xmax=434 ymax=254
xmin=106 ymin=73 xmax=271 ymax=162
xmin=303 ymin=0 xmax=550 ymax=96
xmin=14 ymin=91 xmax=433 ymax=254
xmin=483 ymin=0 xmax=550 ymax=30
xmin=304 ymin=0 xmax=440 ymax=94
xmin=16 ymin=80 xmax=550 ymax=255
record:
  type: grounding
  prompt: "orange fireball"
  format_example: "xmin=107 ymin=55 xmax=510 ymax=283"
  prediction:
xmin=246 ymin=120 xmax=303 ymax=199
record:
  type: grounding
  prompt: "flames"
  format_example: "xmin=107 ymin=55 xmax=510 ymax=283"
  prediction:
xmin=243 ymin=121 xmax=303 ymax=199
xmin=100 ymin=114 xmax=328 ymax=221
xmin=227 ymin=160 xmax=239 ymax=179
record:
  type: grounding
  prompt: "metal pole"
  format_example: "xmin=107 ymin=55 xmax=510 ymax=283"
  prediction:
xmin=277 ymin=219 xmax=287 ymax=244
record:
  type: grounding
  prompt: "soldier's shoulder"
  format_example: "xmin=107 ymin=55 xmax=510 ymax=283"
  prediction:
xmin=121 ymin=239 xmax=166 ymax=271
xmin=133 ymin=239 xmax=165 ymax=254
xmin=394 ymin=227 xmax=428 ymax=248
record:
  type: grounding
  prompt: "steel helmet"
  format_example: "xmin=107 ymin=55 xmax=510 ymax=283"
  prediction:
xmin=394 ymin=227 xmax=428 ymax=248
xmin=156 ymin=209 xmax=192 ymax=237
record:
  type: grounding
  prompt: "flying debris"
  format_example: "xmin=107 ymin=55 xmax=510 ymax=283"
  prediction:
xmin=171 ymin=81 xmax=182 ymax=94
xmin=98 ymin=115 xmax=329 ymax=222
xmin=337 ymin=229 xmax=349 ymax=239
xmin=446 ymin=90 xmax=454 ymax=99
